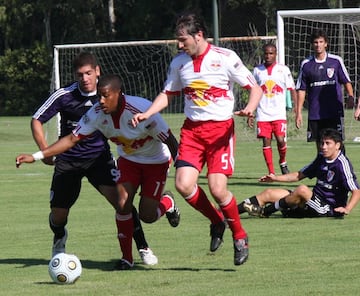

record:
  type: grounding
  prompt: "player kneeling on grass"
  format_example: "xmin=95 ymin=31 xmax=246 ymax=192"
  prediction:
xmin=16 ymin=74 xmax=180 ymax=270
xmin=237 ymin=128 xmax=360 ymax=218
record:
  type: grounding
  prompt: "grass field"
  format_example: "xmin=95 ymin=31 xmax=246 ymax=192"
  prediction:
xmin=1 ymin=114 xmax=360 ymax=296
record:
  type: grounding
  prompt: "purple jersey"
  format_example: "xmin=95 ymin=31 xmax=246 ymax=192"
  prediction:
xmin=296 ymin=53 xmax=351 ymax=120
xmin=33 ymin=82 xmax=109 ymax=160
xmin=300 ymin=152 xmax=359 ymax=208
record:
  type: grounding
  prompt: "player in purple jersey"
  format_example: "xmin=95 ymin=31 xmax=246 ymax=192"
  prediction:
xmin=29 ymin=52 xmax=159 ymax=265
xmin=237 ymin=129 xmax=360 ymax=218
xmin=295 ymin=29 xmax=354 ymax=152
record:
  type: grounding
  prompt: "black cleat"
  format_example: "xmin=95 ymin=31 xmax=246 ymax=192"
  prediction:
xmin=114 ymin=259 xmax=134 ymax=270
xmin=280 ymin=163 xmax=290 ymax=175
xmin=243 ymin=202 xmax=265 ymax=217
xmin=209 ymin=221 xmax=226 ymax=252
xmin=164 ymin=191 xmax=180 ymax=227
xmin=234 ymin=236 xmax=249 ymax=266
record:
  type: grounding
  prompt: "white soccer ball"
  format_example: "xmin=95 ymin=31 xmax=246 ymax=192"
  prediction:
xmin=48 ymin=253 xmax=82 ymax=284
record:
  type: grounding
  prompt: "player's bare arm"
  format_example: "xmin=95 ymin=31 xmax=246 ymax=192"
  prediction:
xmin=296 ymin=90 xmax=305 ymax=129
xmin=132 ymin=92 xmax=172 ymax=127
xmin=334 ymin=189 xmax=360 ymax=215
xmin=163 ymin=131 xmax=179 ymax=162
xmin=16 ymin=133 xmax=81 ymax=167
xmin=259 ymin=171 xmax=304 ymax=183
xmin=234 ymin=84 xmax=262 ymax=117
xmin=31 ymin=118 xmax=55 ymax=165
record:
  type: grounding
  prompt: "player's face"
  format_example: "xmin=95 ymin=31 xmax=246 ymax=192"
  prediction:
xmin=98 ymin=85 xmax=121 ymax=114
xmin=312 ymin=37 xmax=327 ymax=55
xmin=263 ymin=46 xmax=277 ymax=66
xmin=75 ymin=65 xmax=100 ymax=93
xmin=320 ymin=138 xmax=341 ymax=160
xmin=177 ymin=30 xmax=200 ymax=56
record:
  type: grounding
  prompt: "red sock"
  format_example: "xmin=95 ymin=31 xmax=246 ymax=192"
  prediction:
xmin=158 ymin=194 xmax=173 ymax=217
xmin=185 ymin=185 xmax=223 ymax=224
xmin=220 ymin=197 xmax=247 ymax=240
xmin=263 ymin=146 xmax=274 ymax=174
xmin=278 ymin=144 xmax=287 ymax=164
xmin=115 ymin=212 xmax=134 ymax=263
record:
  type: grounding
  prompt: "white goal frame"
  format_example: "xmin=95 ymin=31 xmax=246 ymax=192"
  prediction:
xmin=277 ymin=8 xmax=360 ymax=96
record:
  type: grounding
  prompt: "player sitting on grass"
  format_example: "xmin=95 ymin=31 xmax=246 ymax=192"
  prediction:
xmin=237 ymin=128 xmax=360 ymax=218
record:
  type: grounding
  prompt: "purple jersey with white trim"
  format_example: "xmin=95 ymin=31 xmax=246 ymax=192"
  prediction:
xmin=300 ymin=152 xmax=359 ymax=208
xmin=33 ymin=81 xmax=109 ymax=160
xmin=296 ymin=53 xmax=351 ymax=120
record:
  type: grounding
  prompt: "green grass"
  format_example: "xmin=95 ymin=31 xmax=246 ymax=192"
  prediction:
xmin=1 ymin=114 xmax=360 ymax=295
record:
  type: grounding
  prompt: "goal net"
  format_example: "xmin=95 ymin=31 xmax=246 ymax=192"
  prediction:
xmin=49 ymin=36 xmax=276 ymax=142
xmin=277 ymin=8 xmax=360 ymax=141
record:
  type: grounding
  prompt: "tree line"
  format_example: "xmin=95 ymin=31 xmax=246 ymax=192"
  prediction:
xmin=0 ymin=0 xmax=357 ymax=115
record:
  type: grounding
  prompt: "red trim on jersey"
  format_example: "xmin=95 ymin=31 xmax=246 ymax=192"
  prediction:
xmin=165 ymin=90 xmax=181 ymax=96
xmin=265 ymin=62 xmax=277 ymax=75
xmin=192 ymin=43 xmax=211 ymax=72
xmin=111 ymin=95 xmax=126 ymax=129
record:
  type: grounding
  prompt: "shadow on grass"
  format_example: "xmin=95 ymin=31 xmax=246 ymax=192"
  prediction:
xmin=0 ymin=258 xmax=236 ymax=272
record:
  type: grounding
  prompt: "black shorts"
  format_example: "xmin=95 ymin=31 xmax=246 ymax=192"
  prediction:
xmin=307 ymin=118 xmax=344 ymax=142
xmin=281 ymin=194 xmax=342 ymax=218
xmin=50 ymin=151 xmax=118 ymax=209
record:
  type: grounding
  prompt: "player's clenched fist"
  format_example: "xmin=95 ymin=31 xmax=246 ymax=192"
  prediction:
xmin=15 ymin=154 xmax=35 ymax=167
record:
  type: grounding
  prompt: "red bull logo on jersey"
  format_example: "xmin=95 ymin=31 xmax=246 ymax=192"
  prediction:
xmin=184 ymin=79 xmax=228 ymax=106
xmin=109 ymin=135 xmax=153 ymax=154
xmin=261 ymin=79 xmax=284 ymax=98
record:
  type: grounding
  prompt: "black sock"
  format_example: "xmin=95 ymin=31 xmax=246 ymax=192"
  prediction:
xmin=132 ymin=206 xmax=149 ymax=250
xmin=49 ymin=213 xmax=67 ymax=239
xmin=238 ymin=196 xmax=259 ymax=214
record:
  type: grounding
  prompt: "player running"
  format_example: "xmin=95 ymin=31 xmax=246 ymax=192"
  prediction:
xmin=16 ymin=74 xmax=180 ymax=270
xmin=132 ymin=12 xmax=262 ymax=266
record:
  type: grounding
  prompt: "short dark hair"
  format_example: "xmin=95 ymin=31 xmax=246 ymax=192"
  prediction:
xmin=320 ymin=128 xmax=343 ymax=149
xmin=263 ymin=43 xmax=277 ymax=52
xmin=175 ymin=12 xmax=208 ymax=39
xmin=310 ymin=29 xmax=328 ymax=43
xmin=73 ymin=51 xmax=99 ymax=71
xmin=98 ymin=74 xmax=123 ymax=91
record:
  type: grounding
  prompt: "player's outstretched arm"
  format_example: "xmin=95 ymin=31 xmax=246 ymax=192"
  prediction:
xmin=234 ymin=84 xmax=262 ymax=118
xmin=259 ymin=171 xmax=304 ymax=183
xmin=16 ymin=133 xmax=80 ymax=167
xmin=163 ymin=131 xmax=179 ymax=162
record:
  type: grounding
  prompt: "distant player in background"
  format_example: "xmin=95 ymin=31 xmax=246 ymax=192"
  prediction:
xmin=249 ymin=43 xmax=297 ymax=175
xmin=16 ymin=74 xmax=180 ymax=270
xmin=238 ymin=128 xmax=360 ymax=219
xmin=296 ymin=29 xmax=354 ymax=152
xmin=132 ymin=12 xmax=263 ymax=266
xmin=29 ymin=52 xmax=158 ymax=266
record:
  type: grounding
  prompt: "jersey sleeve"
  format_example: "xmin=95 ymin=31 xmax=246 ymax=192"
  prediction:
xmin=227 ymin=50 xmax=257 ymax=89
xmin=284 ymin=66 xmax=296 ymax=90
xmin=32 ymin=88 xmax=65 ymax=123
xmin=162 ymin=57 xmax=183 ymax=95
xmin=72 ymin=105 xmax=99 ymax=139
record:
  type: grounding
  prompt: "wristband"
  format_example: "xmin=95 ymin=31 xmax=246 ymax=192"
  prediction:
xmin=32 ymin=151 xmax=45 ymax=161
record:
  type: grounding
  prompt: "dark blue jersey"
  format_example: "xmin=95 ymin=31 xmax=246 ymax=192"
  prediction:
xmin=300 ymin=152 xmax=359 ymax=208
xmin=296 ymin=53 xmax=351 ymax=120
xmin=33 ymin=82 xmax=109 ymax=160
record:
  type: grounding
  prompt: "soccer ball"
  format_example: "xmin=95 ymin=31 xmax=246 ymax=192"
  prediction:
xmin=48 ymin=253 xmax=82 ymax=284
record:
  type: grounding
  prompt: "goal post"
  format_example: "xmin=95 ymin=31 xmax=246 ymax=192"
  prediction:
xmin=277 ymin=8 xmax=360 ymax=93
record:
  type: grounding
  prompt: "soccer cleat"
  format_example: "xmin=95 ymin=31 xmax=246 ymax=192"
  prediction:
xmin=114 ymin=258 xmax=134 ymax=270
xmin=52 ymin=228 xmax=68 ymax=257
xmin=209 ymin=221 xmax=226 ymax=252
xmin=139 ymin=248 xmax=158 ymax=265
xmin=243 ymin=202 xmax=264 ymax=217
xmin=164 ymin=191 xmax=180 ymax=227
xmin=234 ymin=236 xmax=249 ymax=266
xmin=280 ymin=163 xmax=290 ymax=175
